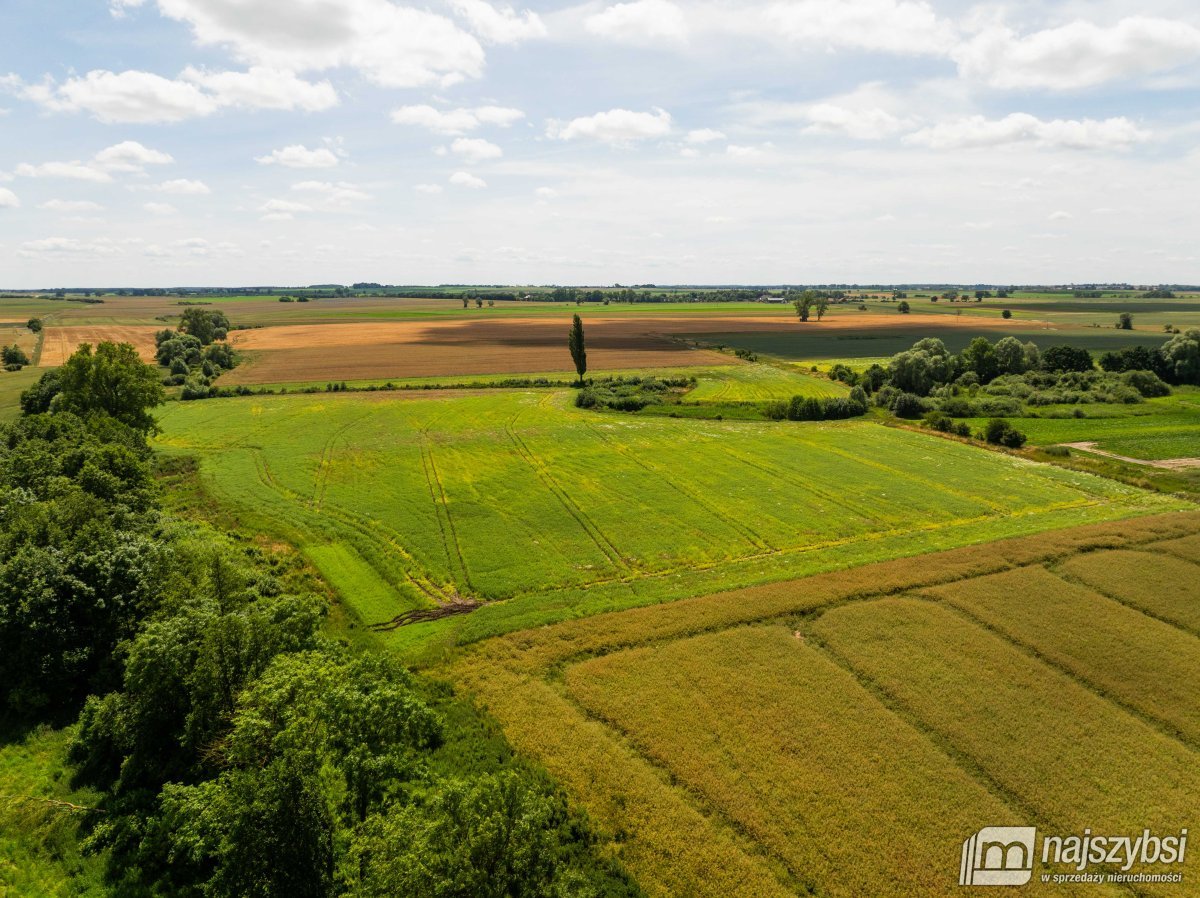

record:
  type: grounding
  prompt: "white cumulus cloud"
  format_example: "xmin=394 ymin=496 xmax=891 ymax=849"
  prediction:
xmin=0 ymin=188 xmax=20 ymax=209
xmin=148 ymin=0 xmax=487 ymax=88
xmin=449 ymin=137 xmax=503 ymax=162
xmin=449 ymin=171 xmax=487 ymax=188
xmin=153 ymin=178 xmax=212 ymax=194
xmin=904 ymin=113 xmax=1150 ymax=150
xmin=9 ymin=67 xmax=336 ymax=123
xmin=94 ymin=140 xmax=175 ymax=172
xmin=391 ymin=104 xmax=524 ymax=134
xmin=15 ymin=161 xmax=113 ymax=182
xmin=552 ymin=107 xmax=672 ymax=143
xmin=256 ymin=145 xmax=340 ymax=168
xmin=448 ymin=0 xmax=546 ymax=44
xmin=40 ymin=199 xmax=104 ymax=212
xmin=956 ymin=17 xmax=1200 ymax=91
xmin=586 ymin=0 xmax=689 ymax=44
xmin=291 ymin=180 xmax=371 ymax=204
xmin=763 ymin=0 xmax=956 ymax=56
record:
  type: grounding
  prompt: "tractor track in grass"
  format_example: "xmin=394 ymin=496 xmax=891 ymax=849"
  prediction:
xmin=581 ymin=420 xmax=777 ymax=555
xmin=252 ymin=443 xmax=459 ymax=608
xmin=718 ymin=444 xmax=887 ymax=530
xmin=420 ymin=433 xmax=474 ymax=590
xmin=504 ymin=414 xmax=632 ymax=573
xmin=310 ymin=410 xmax=378 ymax=509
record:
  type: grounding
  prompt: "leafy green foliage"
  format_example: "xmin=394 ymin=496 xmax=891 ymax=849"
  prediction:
xmin=568 ymin=315 xmax=587 ymax=383
xmin=981 ymin=418 xmax=1027 ymax=448
xmin=56 ymin=342 xmax=165 ymax=434
xmin=0 ymin=412 xmax=158 ymax=716
xmin=1160 ymin=328 xmax=1200 ymax=385
xmin=19 ymin=369 xmax=61 ymax=415
xmin=2 ymin=345 xmax=30 ymax=368
xmin=1040 ymin=344 xmax=1095 ymax=373
xmin=178 ymin=309 xmax=231 ymax=345
xmin=348 ymin=771 xmax=598 ymax=898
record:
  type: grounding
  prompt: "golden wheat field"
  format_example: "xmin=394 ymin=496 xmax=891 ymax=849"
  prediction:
xmin=445 ymin=511 xmax=1200 ymax=898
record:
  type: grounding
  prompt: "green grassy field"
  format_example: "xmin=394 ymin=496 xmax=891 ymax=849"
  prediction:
xmin=961 ymin=389 xmax=1200 ymax=460
xmin=684 ymin=364 xmax=846 ymax=402
xmin=0 ymin=725 xmax=106 ymax=896
xmin=156 ymin=389 xmax=1185 ymax=659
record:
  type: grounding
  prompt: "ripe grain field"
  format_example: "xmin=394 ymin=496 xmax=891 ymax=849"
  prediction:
xmin=447 ymin=512 xmax=1200 ymax=898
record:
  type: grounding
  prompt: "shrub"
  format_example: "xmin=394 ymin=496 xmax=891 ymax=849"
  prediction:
xmin=1 ymin=344 xmax=30 ymax=368
xmin=873 ymin=385 xmax=899 ymax=409
xmin=1001 ymin=309 xmax=1012 ymax=319
xmin=820 ymin=397 xmax=867 ymax=420
xmin=787 ymin=396 xmax=824 ymax=421
xmin=859 ymin=364 xmax=887 ymax=393
xmin=923 ymin=411 xmax=955 ymax=432
xmin=764 ymin=400 xmax=788 ymax=421
xmin=972 ymin=397 xmax=1022 ymax=417
xmin=828 ymin=364 xmax=857 ymax=385
xmin=891 ymin=392 xmax=926 ymax=419
xmin=939 ymin=397 xmax=973 ymax=418
xmin=609 ymin=397 xmax=647 ymax=412
xmin=1043 ymin=445 xmax=1070 ymax=457
xmin=982 ymin=418 xmax=1027 ymax=448
xmin=181 ymin=377 xmax=216 ymax=400
xmin=1121 ymin=370 xmax=1171 ymax=398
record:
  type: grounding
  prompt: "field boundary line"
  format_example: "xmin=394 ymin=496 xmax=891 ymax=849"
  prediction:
xmin=801 ymin=619 xmax=1071 ymax=854
xmin=546 ymin=669 xmax=823 ymax=897
xmin=448 ymin=511 xmax=1200 ymax=675
xmin=919 ymin=589 xmax=1200 ymax=755
xmin=1050 ymin=554 xmax=1200 ymax=641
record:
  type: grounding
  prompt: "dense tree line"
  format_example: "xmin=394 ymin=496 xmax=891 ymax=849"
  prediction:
xmin=155 ymin=309 xmax=241 ymax=397
xmin=1 ymin=342 xmax=640 ymax=898
xmin=826 ymin=330 xmax=1199 ymax=446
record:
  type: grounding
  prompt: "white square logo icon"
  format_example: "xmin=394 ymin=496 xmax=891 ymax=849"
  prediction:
xmin=960 ymin=827 xmax=1037 ymax=886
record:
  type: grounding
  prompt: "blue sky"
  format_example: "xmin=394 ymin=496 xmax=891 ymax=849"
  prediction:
xmin=1 ymin=0 xmax=1198 ymax=286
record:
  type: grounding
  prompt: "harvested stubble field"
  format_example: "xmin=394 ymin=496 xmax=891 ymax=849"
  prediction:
xmin=39 ymin=325 xmax=160 ymax=366
xmin=218 ymin=313 xmax=958 ymax=384
xmin=446 ymin=511 xmax=1200 ymax=898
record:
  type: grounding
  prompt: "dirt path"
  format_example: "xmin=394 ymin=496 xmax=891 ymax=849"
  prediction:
xmin=1058 ymin=442 xmax=1200 ymax=470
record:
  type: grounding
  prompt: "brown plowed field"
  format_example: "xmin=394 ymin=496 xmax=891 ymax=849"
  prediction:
xmin=40 ymin=326 xmax=161 ymax=367
xmin=221 ymin=314 xmax=957 ymax=384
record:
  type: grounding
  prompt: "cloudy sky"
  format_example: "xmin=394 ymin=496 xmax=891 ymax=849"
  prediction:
xmin=1 ymin=0 xmax=1198 ymax=286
